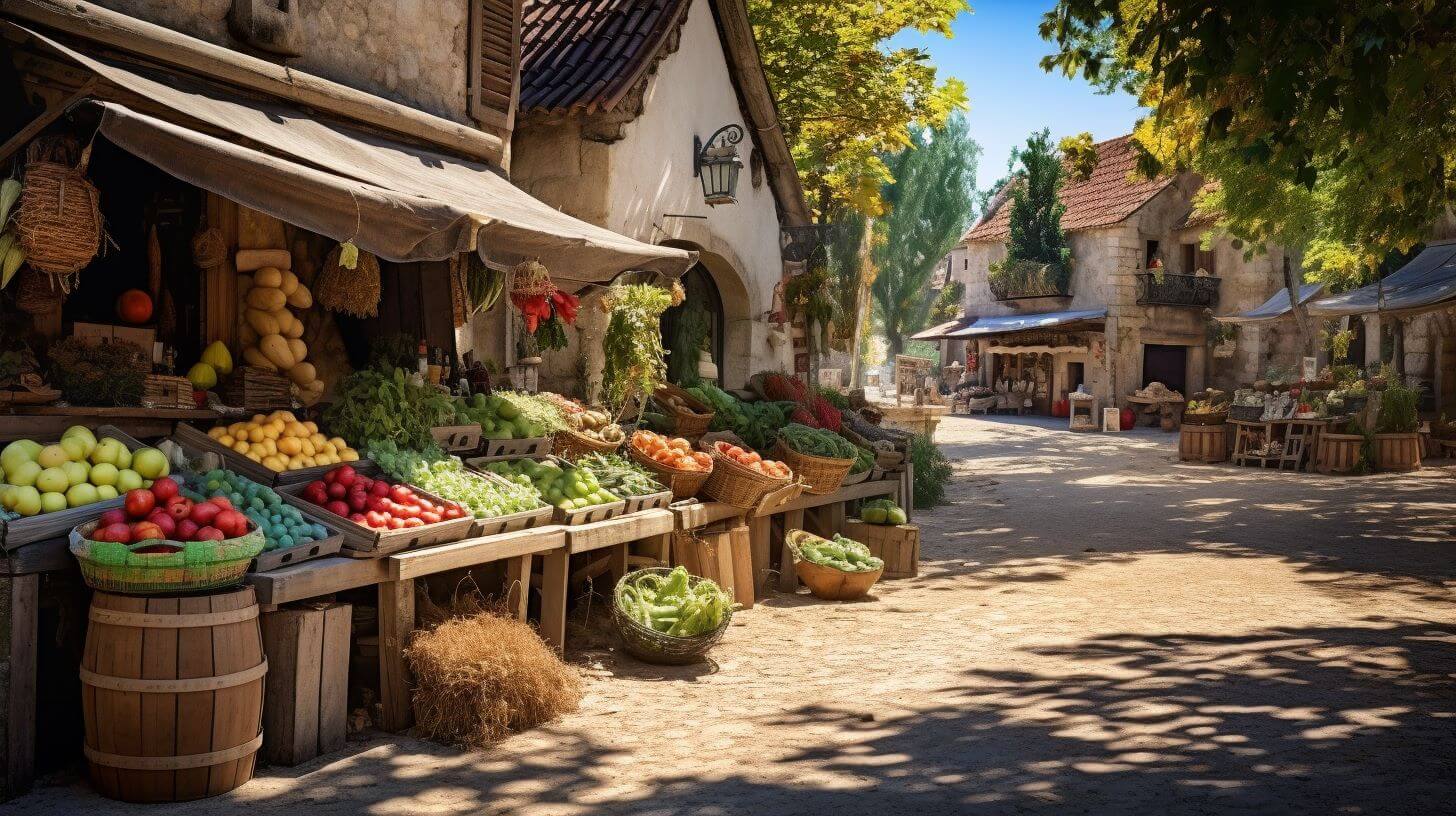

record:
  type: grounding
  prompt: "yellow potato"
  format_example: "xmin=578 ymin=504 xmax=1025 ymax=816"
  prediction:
xmin=309 ymin=432 xmax=327 ymax=448
xmin=208 ymin=426 xmax=226 ymax=440
xmin=245 ymin=452 xmax=262 ymax=463
xmin=218 ymin=435 xmax=235 ymax=448
xmin=300 ymin=438 xmax=316 ymax=457
xmin=247 ymin=427 xmax=266 ymax=443
xmin=232 ymin=440 xmax=250 ymax=454
xmin=340 ymin=449 xmax=359 ymax=462
xmin=263 ymin=439 xmax=277 ymax=456
xmin=229 ymin=422 xmax=248 ymax=438
xmin=278 ymin=436 xmax=302 ymax=456
xmin=303 ymin=421 xmax=318 ymax=434
xmin=251 ymin=414 xmax=267 ymax=424
xmin=300 ymin=455 xmax=316 ymax=469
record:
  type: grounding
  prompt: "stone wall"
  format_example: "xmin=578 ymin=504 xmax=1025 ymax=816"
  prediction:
xmin=94 ymin=0 xmax=470 ymax=122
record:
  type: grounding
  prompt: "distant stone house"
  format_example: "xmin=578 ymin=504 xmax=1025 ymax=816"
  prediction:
xmin=930 ymin=135 xmax=1307 ymax=413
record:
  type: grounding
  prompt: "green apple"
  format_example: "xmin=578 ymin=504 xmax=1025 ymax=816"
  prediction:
xmin=115 ymin=445 xmax=133 ymax=471
xmin=95 ymin=484 xmax=118 ymax=501
xmin=131 ymin=448 xmax=169 ymax=480
xmin=10 ymin=486 xmax=41 ymax=517
xmin=39 ymin=492 xmax=67 ymax=513
xmin=116 ymin=469 xmax=143 ymax=492
xmin=0 ymin=440 xmax=41 ymax=474
xmin=61 ymin=460 xmax=90 ymax=487
xmin=1 ymin=486 xmax=16 ymax=510
xmin=65 ymin=482 xmax=99 ymax=507
xmin=62 ymin=424 xmax=96 ymax=445
xmin=6 ymin=460 xmax=41 ymax=488
xmin=60 ymin=435 xmax=93 ymax=462
xmin=35 ymin=466 xmax=70 ymax=495
xmin=36 ymin=445 xmax=70 ymax=469
xmin=89 ymin=462 xmax=119 ymax=486
xmin=142 ymin=480 xmax=153 ymax=489
xmin=90 ymin=437 xmax=127 ymax=467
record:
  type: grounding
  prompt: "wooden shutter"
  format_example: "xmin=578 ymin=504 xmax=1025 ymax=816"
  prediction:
xmin=468 ymin=0 xmax=521 ymax=137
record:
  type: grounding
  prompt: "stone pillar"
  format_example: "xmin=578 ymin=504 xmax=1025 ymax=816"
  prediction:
xmin=1363 ymin=314 xmax=1382 ymax=370
xmin=1186 ymin=343 xmax=1207 ymax=394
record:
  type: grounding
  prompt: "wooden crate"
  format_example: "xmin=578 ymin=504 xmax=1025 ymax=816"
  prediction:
xmin=1178 ymin=423 xmax=1230 ymax=463
xmin=143 ymin=375 xmax=195 ymax=409
xmin=251 ymin=529 xmax=345 ymax=573
xmin=621 ymin=489 xmax=673 ymax=515
xmin=672 ymin=522 xmax=755 ymax=608
xmin=430 ymin=424 xmax=482 ymax=453
xmin=478 ymin=436 xmax=551 ymax=459
xmin=468 ymin=504 xmax=554 ymax=538
xmin=843 ymin=519 xmax=920 ymax=579
xmin=1314 ymin=432 xmax=1364 ymax=474
xmin=0 ymin=425 xmax=148 ymax=549
xmin=1373 ymin=432 xmax=1421 ymax=472
xmin=173 ymin=422 xmax=374 ymax=487
xmin=261 ymin=603 xmax=351 ymax=766
xmin=276 ymin=483 xmax=473 ymax=557
xmin=223 ymin=366 xmax=292 ymax=411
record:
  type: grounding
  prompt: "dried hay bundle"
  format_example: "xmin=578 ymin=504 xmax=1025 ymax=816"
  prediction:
xmin=316 ymin=243 xmax=381 ymax=317
xmin=407 ymin=593 xmax=581 ymax=749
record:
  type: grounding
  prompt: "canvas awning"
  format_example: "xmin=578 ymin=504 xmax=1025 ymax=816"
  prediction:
xmin=948 ymin=309 xmax=1106 ymax=338
xmin=1216 ymin=284 xmax=1324 ymax=324
xmin=13 ymin=25 xmax=694 ymax=287
xmin=910 ymin=316 xmax=976 ymax=341
xmin=1306 ymin=241 xmax=1456 ymax=317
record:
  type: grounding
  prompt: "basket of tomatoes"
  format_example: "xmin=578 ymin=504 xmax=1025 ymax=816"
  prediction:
xmin=627 ymin=431 xmax=713 ymax=499
xmin=700 ymin=440 xmax=794 ymax=509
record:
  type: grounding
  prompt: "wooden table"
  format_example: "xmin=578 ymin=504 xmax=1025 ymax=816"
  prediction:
xmin=1230 ymin=418 xmax=1331 ymax=471
xmin=1125 ymin=395 xmax=1185 ymax=430
xmin=0 ymin=405 xmax=219 ymax=443
xmin=247 ymin=526 xmax=567 ymax=732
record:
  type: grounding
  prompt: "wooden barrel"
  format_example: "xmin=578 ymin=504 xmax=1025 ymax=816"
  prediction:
xmin=1178 ymin=424 xmax=1230 ymax=463
xmin=1373 ymin=432 xmax=1422 ymax=472
xmin=81 ymin=586 xmax=266 ymax=802
xmin=1314 ymin=432 xmax=1364 ymax=474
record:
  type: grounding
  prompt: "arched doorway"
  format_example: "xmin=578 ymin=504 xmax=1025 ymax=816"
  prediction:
xmin=661 ymin=263 xmax=725 ymax=385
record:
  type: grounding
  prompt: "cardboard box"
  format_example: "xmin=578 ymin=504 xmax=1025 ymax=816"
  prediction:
xmin=72 ymin=322 xmax=155 ymax=351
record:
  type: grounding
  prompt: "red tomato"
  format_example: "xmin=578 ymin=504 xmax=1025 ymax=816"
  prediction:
xmin=370 ymin=480 xmax=390 ymax=498
xmin=367 ymin=496 xmax=388 ymax=513
xmin=396 ymin=503 xmax=420 ymax=519
xmin=349 ymin=512 xmax=366 ymax=523
xmin=175 ymin=518 xmax=199 ymax=541
xmin=207 ymin=496 xmax=232 ymax=510
xmin=355 ymin=476 xmax=374 ymax=492
xmin=99 ymin=508 xmax=127 ymax=527
xmin=390 ymin=485 xmax=412 ymax=503
xmin=365 ymin=511 xmax=388 ymax=528
xmin=94 ymin=522 xmax=132 ymax=543
xmin=402 ymin=517 xmax=424 ymax=529
xmin=129 ymin=521 xmax=165 ymax=542
xmin=419 ymin=511 xmax=441 ymax=525
xmin=124 ymin=488 xmax=155 ymax=519
xmin=150 ymin=477 xmax=180 ymax=502
xmin=192 ymin=526 xmax=225 ymax=542
xmin=189 ymin=501 xmax=221 ymax=526
xmin=386 ymin=517 xmax=405 ymax=530
xmin=165 ymin=496 xmax=194 ymax=521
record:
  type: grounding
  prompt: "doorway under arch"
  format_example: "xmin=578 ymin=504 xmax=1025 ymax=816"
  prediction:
xmin=661 ymin=264 xmax=725 ymax=385
xmin=658 ymin=239 xmax=755 ymax=387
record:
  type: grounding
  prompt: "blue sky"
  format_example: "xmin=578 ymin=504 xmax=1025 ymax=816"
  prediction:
xmin=889 ymin=0 xmax=1145 ymax=195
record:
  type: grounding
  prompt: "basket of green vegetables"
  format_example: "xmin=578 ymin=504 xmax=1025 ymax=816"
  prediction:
xmin=773 ymin=423 xmax=857 ymax=495
xmin=786 ymin=529 xmax=884 ymax=600
xmin=576 ymin=452 xmax=672 ymax=513
xmin=840 ymin=445 xmax=876 ymax=486
xmin=613 ymin=566 xmax=734 ymax=664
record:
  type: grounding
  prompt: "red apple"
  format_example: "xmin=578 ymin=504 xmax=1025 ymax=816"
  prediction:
xmin=207 ymin=495 xmax=232 ymax=511
xmin=124 ymin=488 xmax=156 ymax=519
xmin=347 ymin=492 xmax=368 ymax=513
xmin=355 ymin=476 xmax=374 ymax=492
xmin=189 ymin=501 xmax=221 ymax=526
xmin=322 ymin=468 xmax=338 ymax=485
xmin=370 ymin=480 xmax=390 ymax=498
xmin=327 ymin=482 xmax=347 ymax=500
xmin=349 ymin=512 xmax=366 ymax=523
xmin=147 ymin=511 xmax=177 ymax=538
xmin=130 ymin=521 xmax=165 ymax=542
xmin=304 ymin=481 xmax=328 ymax=505
xmin=192 ymin=526 xmax=225 ymax=541
xmin=325 ymin=500 xmax=350 ymax=518
xmin=94 ymin=522 xmax=133 ymax=543
xmin=175 ymin=518 xmax=200 ymax=542
xmin=214 ymin=510 xmax=248 ymax=539
xmin=166 ymin=496 xmax=194 ymax=521
xmin=99 ymin=508 xmax=127 ymax=527
xmin=150 ymin=477 xmax=180 ymax=502
xmin=333 ymin=465 xmax=357 ymax=488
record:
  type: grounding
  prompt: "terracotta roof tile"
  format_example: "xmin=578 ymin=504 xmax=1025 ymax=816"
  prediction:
xmin=521 ymin=0 xmax=690 ymax=115
xmin=962 ymin=134 xmax=1175 ymax=243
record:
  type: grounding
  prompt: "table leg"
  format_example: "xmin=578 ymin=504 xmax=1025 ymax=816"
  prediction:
xmin=504 ymin=554 xmax=532 ymax=621
xmin=607 ymin=543 xmax=629 ymax=589
xmin=749 ymin=514 xmax=772 ymax=597
xmin=376 ymin=578 xmax=415 ymax=732
xmin=900 ymin=463 xmax=915 ymax=523
xmin=777 ymin=508 xmax=805 ymax=593
xmin=539 ymin=547 xmax=569 ymax=651
xmin=3 ymin=574 xmax=37 ymax=800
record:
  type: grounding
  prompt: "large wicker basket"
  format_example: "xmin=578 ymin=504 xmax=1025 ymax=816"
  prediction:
xmin=15 ymin=140 xmax=103 ymax=280
xmin=653 ymin=383 xmax=713 ymax=438
xmin=628 ymin=444 xmax=711 ymax=499
xmin=612 ymin=568 xmax=732 ymax=664
xmin=700 ymin=447 xmax=791 ymax=509
xmin=785 ymin=530 xmax=883 ymax=601
xmin=552 ymin=427 xmax=621 ymax=461
xmin=1229 ymin=404 xmax=1264 ymax=422
xmin=771 ymin=442 xmax=853 ymax=495
xmin=69 ymin=520 xmax=265 ymax=595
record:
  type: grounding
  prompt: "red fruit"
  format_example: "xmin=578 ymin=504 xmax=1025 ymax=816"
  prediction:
xmin=364 ymin=510 xmax=387 ymax=528
xmin=367 ymin=496 xmax=388 ymax=513
xmin=189 ymin=501 xmax=221 ymax=526
xmin=386 ymin=516 xmax=405 ymax=530
xmin=370 ymin=480 xmax=390 ymax=498
xmin=322 ymin=468 xmax=338 ymax=485
xmin=148 ymin=511 xmax=177 ymax=538
xmin=129 ymin=521 xmax=165 ymax=542
xmin=124 ymin=488 xmax=156 ymax=519
xmin=327 ymin=482 xmax=347 ymax=500
xmin=150 ymin=477 xmax=180 ymax=502
xmin=443 ymin=505 xmax=464 ymax=520
xmin=347 ymin=492 xmax=368 ymax=513
xmin=333 ymin=465 xmax=357 ymax=488
xmin=419 ymin=511 xmax=441 ymax=525
xmin=208 ymin=496 xmax=232 ymax=510
xmin=165 ymin=496 xmax=194 ymax=521
xmin=396 ymin=503 xmax=420 ymax=519
xmin=355 ymin=476 xmax=374 ymax=492
xmin=99 ymin=508 xmax=127 ymax=527
xmin=192 ymin=526 xmax=225 ymax=542
xmin=349 ymin=512 xmax=366 ymax=523
xmin=390 ymin=484 xmax=412 ymax=503
xmin=94 ymin=522 xmax=133 ymax=544
xmin=402 ymin=517 xmax=424 ymax=529
xmin=215 ymin=510 xmax=248 ymax=539
xmin=175 ymin=518 xmax=200 ymax=541
xmin=116 ymin=289 xmax=153 ymax=324
xmin=325 ymin=500 xmax=350 ymax=518
xmin=304 ymin=483 xmax=328 ymax=505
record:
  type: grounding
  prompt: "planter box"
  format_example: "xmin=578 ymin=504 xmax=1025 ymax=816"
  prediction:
xmin=844 ymin=518 xmax=920 ymax=579
xmin=1314 ymin=432 xmax=1365 ymax=475
xmin=0 ymin=425 xmax=150 ymax=549
xmin=1373 ymin=432 xmax=1421 ymax=473
xmin=276 ymin=483 xmax=473 ymax=557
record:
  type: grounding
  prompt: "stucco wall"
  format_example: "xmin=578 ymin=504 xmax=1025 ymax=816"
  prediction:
xmin=94 ymin=0 xmax=470 ymax=122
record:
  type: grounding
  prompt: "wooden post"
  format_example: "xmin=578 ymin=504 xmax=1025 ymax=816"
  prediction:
xmin=776 ymin=508 xmax=805 ymax=592
xmin=1 ymin=575 xmax=38 ymax=801
xmin=504 ymin=554 xmax=531 ymax=622
xmin=749 ymin=514 xmax=772 ymax=597
xmin=376 ymin=579 xmax=415 ymax=732
xmin=898 ymin=464 xmax=915 ymax=523
xmin=538 ymin=547 xmax=569 ymax=651
xmin=261 ymin=603 xmax=351 ymax=766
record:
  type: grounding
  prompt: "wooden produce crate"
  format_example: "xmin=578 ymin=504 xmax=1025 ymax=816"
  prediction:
xmin=261 ymin=603 xmax=351 ymax=766
xmin=478 ymin=436 xmax=551 ymax=459
xmin=0 ymin=425 xmax=150 ymax=549
xmin=430 ymin=424 xmax=482 ymax=453
xmin=251 ymin=526 xmax=346 ymax=573
xmin=143 ymin=374 xmax=195 ymax=409
xmin=621 ymin=489 xmax=673 ymax=515
xmin=557 ymin=498 xmax=626 ymax=526
xmin=174 ymin=422 xmax=374 ymax=487
xmin=751 ymin=479 xmax=804 ymax=517
xmin=672 ymin=522 xmax=755 ymax=608
xmin=223 ymin=366 xmax=292 ymax=411
xmin=276 ymin=483 xmax=473 ymax=557
xmin=843 ymin=518 xmax=919 ymax=579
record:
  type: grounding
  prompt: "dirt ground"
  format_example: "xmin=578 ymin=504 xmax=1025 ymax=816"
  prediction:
xmin=7 ymin=415 xmax=1455 ymax=815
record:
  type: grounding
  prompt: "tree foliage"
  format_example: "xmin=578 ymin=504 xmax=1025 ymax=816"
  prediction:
xmin=1041 ymin=0 xmax=1456 ymax=289
xmin=870 ymin=115 xmax=979 ymax=358
xmin=748 ymin=0 xmax=970 ymax=219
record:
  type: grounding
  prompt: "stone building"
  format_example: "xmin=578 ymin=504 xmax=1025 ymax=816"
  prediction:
xmin=928 ymin=135 xmax=1307 ymax=413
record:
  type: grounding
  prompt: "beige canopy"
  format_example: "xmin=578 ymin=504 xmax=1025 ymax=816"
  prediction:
xmin=15 ymin=25 xmax=694 ymax=288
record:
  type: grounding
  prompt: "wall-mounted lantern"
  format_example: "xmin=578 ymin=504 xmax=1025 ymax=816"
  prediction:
xmin=693 ymin=124 xmax=744 ymax=206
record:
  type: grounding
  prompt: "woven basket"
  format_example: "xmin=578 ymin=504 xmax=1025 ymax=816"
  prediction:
xmin=612 ymin=568 xmax=731 ymax=665
xmin=785 ymin=530 xmax=883 ymax=601
xmin=69 ymin=521 xmax=266 ymax=595
xmin=13 ymin=267 xmax=65 ymax=314
xmin=552 ymin=427 xmax=621 ymax=461
xmin=627 ymin=444 xmax=711 ymax=499
xmin=317 ymin=244 xmax=381 ymax=317
xmin=653 ymin=384 xmax=713 ymax=438
xmin=700 ymin=448 xmax=790 ymax=509
xmin=15 ymin=140 xmax=103 ymax=280
xmin=771 ymin=442 xmax=853 ymax=495
xmin=510 ymin=258 xmax=556 ymax=299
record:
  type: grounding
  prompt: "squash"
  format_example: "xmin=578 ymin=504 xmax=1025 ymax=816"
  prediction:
xmin=286 ymin=282 xmax=312 ymax=309
xmin=285 ymin=338 xmax=307 ymax=364
xmin=253 ymin=266 xmax=284 ymax=289
xmin=288 ymin=361 xmax=316 ymax=387
xmin=245 ymin=308 xmax=280 ymax=337
xmin=235 ymin=249 xmax=291 ymax=272
xmin=278 ymin=269 xmax=299 ymax=296
xmin=282 ymin=315 xmax=305 ymax=339
xmin=270 ymin=310 xmax=296 ymax=337
xmin=246 ymin=285 xmax=286 ymax=311
xmin=258 ymin=334 xmax=295 ymax=370
xmin=239 ymin=322 xmax=259 ymax=346
xmin=242 ymin=346 xmax=278 ymax=372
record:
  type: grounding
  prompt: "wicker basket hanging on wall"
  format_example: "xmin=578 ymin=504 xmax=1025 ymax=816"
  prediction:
xmin=14 ymin=138 xmax=104 ymax=290
xmin=316 ymin=243 xmax=381 ymax=317
xmin=509 ymin=258 xmax=555 ymax=300
xmin=14 ymin=266 xmax=65 ymax=315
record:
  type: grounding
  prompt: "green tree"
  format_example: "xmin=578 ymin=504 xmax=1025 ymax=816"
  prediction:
xmin=748 ymin=0 xmax=970 ymax=219
xmin=870 ymin=115 xmax=979 ymax=359
xmin=987 ymin=129 xmax=1071 ymax=299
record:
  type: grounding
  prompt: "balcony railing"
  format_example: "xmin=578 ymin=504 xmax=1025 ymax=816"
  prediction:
xmin=1136 ymin=272 xmax=1221 ymax=308
xmin=987 ymin=259 xmax=1070 ymax=301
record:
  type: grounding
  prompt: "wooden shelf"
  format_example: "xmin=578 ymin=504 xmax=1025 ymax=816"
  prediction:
xmin=4 ymin=406 xmax=218 ymax=419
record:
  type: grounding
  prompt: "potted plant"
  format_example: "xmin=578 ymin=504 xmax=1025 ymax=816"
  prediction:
xmin=1372 ymin=382 xmax=1422 ymax=472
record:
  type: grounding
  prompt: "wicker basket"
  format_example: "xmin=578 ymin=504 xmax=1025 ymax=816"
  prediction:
xmin=785 ymin=530 xmax=882 ymax=601
xmin=700 ymin=448 xmax=790 ymax=509
xmin=1229 ymin=404 xmax=1264 ymax=422
xmin=628 ymin=444 xmax=712 ymax=499
xmin=612 ymin=568 xmax=732 ymax=665
xmin=15 ymin=140 xmax=103 ymax=280
xmin=223 ymin=366 xmax=292 ymax=410
xmin=144 ymin=374 xmax=195 ymax=409
xmin=771 ymin=442 xmax=853 ymax=495
xmin=14 ymin=267 xmax=65 ymax=314
xmin=69 ymin=521 xmax=265 ymax=595
xmin=552 ymin=427 xmax=622 ymax=461
xmin=653 ymin=383 xmax=713 ymax=438
xmin=1181 ymin=411 xmax=1227 ymax=426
